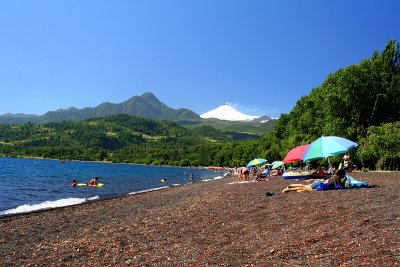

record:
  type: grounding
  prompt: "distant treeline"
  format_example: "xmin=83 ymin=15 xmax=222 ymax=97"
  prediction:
xmin=1 ymin=40 xmax=399 ymax=170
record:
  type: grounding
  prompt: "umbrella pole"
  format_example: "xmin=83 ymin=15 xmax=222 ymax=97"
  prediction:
xmin=328 ymin=157 xmax=332 ymax=175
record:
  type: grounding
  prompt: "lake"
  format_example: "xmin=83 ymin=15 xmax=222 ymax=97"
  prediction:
xmin=0 ymin=157 xmax=226 ymax=215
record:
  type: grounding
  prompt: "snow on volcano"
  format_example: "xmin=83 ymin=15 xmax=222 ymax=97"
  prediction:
xmin=200 ymin=104 xmax=260 ymax=121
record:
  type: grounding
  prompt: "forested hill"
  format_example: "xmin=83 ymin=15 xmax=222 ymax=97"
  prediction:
xmin=0 ymin=114 xmax=257 ymax=166
xmin=0 ymin=92 xmax=200 ymax=124
xmin=260 ymin=39 xmax=400 ymax=170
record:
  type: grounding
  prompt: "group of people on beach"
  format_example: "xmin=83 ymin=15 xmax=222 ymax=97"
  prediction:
xmin=236 ymin=163 xmax=285 ymax=182
xmin=235 ymin=152 xmax=358 ymax=192
xmin=283 ymin=153 xmax=356 ymax=192
xmin=71 ymin=177 xmax=99 ymax=187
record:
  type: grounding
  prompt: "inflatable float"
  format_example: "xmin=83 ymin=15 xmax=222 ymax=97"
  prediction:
xmin=77 ymin=183 xmax=104 ymax=187
xmin=282 ymin=171 xmax=311 ymax=179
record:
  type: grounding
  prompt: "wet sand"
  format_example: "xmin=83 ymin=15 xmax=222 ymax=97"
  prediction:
xmin=1 ymin=172 xmax=399 ymax=266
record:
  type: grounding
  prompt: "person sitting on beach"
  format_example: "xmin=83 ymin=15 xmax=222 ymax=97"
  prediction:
xmin=260 ymin=167 xmax=270 ymax=177
xmin=283 ymin=169 xmax=346 ymax=193
xmin=255 ymin=167 xmax=271 ymax=181
xmin=328 ymin=165 xmax=336 ymax=176
xmin=307 ymin=165 xmax=326 ymax=179
xmin=270 ymin=168 xmax=282 ymax=176
xmin=88 ymin=177 xmax=99 ymax=186
xmin=71 ymin=180 xmax=78 ymax=187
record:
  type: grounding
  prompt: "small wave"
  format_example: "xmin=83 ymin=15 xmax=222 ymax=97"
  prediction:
xmin=0 ymin=197 xmax=91 ymax=215
xmin=128 ymin=186 xmax=168 ymax=195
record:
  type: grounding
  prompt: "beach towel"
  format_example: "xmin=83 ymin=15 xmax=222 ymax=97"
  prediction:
xmin=347 ymin=175 xmax=369 ymax=188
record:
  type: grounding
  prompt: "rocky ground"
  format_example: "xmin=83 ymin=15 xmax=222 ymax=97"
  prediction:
xmin=1 ymin=172 xmax=399 ymax=266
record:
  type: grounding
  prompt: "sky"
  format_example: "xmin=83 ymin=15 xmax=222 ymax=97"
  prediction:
xmin=0 ymin=0 xmax=399 ymax=118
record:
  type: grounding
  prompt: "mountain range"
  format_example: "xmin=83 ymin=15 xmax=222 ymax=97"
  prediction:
xmin=0 ymin=93 xmax=199 ymax=124
xmin=0 ymin=92 xmax=272 ymax=125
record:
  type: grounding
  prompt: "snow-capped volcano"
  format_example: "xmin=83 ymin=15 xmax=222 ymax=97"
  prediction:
xmin=200 ymin=104 xmax=260 ymax=121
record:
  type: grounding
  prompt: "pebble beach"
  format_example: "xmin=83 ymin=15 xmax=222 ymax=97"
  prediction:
xmin=1 ymin=172 xmax=399 ymax=266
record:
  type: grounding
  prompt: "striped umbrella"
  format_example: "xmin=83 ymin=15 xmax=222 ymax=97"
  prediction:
xmin=301 ymin=136 xmax=358 ymax=162
xmin=246 ymin=158 xmax=267 ymax=167
xmin=283 ymin=144 xmax=310 ymax=163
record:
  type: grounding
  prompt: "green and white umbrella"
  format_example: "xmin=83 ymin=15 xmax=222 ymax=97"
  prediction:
xmin=246 ymin=158 xmax=267 ymax=167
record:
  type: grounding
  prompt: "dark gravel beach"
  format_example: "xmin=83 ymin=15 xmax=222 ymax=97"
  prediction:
xmin=1 ymin=172 xmax=399 ymax=266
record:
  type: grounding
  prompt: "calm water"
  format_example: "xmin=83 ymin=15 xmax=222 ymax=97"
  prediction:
xmin=0 ymin=157 xmax=226 ymax=215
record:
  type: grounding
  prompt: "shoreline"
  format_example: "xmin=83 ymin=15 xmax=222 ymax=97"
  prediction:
xmin=0 ymin=184 xmax=173 ymax=220
xmin=1 ymin=172 xmax=399 ymax=265
xmin=2 ymin=155 xmax=233 ymax=171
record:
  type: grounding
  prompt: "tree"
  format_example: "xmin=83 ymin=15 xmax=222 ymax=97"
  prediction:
xmin=357 ymin=122 xmax=400 ymax=170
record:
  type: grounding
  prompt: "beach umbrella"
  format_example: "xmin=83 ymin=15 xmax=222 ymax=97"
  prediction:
xmin=271 ymin=161 xmax=284 ymax=169
xmin=301 ymin=136 xmax=358 ymax=162
xmin=246 ymin=158 xmax=267 ymax=167
xmin=283 ymin=144 xmax=310 ymax=163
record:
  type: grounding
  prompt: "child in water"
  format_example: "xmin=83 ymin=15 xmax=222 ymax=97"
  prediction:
xmin=71 ymin=180 xmax=78 ymax=187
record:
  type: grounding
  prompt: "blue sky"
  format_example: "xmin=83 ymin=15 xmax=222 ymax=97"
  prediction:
xmin=0 ymin=0 xmax=398 ymax=118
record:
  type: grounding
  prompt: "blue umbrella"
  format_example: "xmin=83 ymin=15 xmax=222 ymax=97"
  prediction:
xmin=246 ymin=158 xmax=267 ymax=167
xmin=301 ymin=136 xmax=358 ymax=162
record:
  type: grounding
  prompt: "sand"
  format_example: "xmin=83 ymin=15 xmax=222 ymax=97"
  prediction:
xmin=1 ymin=172 xmax=399 ymax=266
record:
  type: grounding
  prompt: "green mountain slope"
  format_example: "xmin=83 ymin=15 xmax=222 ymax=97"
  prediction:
xmin=180 ymin=118 xmax=278 ymax=140
xmin=0 ymin=114 xmax=236 ymax=166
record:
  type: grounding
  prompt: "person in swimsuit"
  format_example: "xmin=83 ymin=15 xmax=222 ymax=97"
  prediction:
xmin=283 ymin=169 xmax=346 ymax=193
xmin=240 ymin=168 xmax=250 ymax=181
xmin=88 ymin=177 xmax=99 ymax=186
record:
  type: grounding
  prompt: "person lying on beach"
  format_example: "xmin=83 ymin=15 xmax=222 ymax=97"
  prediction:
xmin=88 ymin=177 xmax=99 ymax=186
xmin=283 ymin=169 xmax=346 ymax=193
